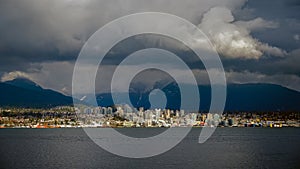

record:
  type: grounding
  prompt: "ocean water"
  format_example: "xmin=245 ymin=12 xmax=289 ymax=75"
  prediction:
xmin=0 ymin=128 xmax=299 ymax=169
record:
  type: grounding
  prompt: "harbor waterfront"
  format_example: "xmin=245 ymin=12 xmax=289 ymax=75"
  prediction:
xmin=0 ymin=106 xmax=299 ymax=128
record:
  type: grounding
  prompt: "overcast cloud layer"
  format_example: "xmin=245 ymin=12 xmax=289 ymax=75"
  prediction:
xmin=0 ymin=0 xmax=300 ymax=93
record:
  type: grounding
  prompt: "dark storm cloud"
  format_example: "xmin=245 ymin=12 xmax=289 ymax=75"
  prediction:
xmin=0 ymin=0 xmax=87 ymax=72
xmin=0 ymin=0 xmax=247 ymax=73
xmin=243 ymin=0 xmax=300 ymax=51
xmin=221 ymin=51 xmax=300 ymax=77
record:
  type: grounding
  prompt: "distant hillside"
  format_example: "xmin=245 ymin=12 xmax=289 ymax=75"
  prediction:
xmin=1 ymin=78 xmax=300 ymax=111
xmin=0 ymin=78 xmax=73 ymax=108
xmin=5 ymin=78 xmax=43 ymax=91
xmin=96 ymin=83 xmax=300 ymax=111
xmin=225 ymin=83 xmax=300 ymax=111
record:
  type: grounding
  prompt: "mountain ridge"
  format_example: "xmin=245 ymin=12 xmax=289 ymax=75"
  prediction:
xmin=0 ymin=78 xmax=73 ymax=108
xmin=96 ymin=82 xmax=300 ymax=111
xmin=1 ymin=78 xmax=300 ymax=111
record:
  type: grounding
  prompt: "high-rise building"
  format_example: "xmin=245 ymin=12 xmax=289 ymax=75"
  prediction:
xmin=107 ymin=107 xmax=113 ymax=115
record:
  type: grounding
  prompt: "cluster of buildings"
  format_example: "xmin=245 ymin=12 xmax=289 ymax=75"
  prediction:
xmin=77 ymin=105 xmax=198 ymax=127
xmin=76 ymin=105 xmax=299 ymax=128
xmin=0 ymin=105 xmax=299 ymax=128
xmin=0 ymin=107 xmax=78 ymax=128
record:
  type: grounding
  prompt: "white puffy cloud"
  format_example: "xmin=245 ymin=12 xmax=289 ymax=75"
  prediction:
xmin=257 ymin=43 xmax=287 ymax=57
xmin=235 ymin=17 xmax=279 ymax=31
xmin=198 ymin=7 xmax=287 ymax=59
xmin=1 ymin=71 xmax=32 ymax=82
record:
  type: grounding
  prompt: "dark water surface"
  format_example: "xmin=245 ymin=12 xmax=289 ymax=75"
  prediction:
xmin=0 ymin=128 xmax=299 ymax=169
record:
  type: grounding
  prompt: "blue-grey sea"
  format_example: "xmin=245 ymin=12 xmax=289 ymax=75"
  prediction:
xmin=0 ymin=128 xmax=299 ymax=169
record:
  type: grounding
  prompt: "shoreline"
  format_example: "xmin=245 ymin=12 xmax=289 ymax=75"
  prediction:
xmin=1 ymin=126 xmax=299 ymax=129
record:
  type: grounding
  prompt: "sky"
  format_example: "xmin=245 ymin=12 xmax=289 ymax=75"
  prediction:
xmin=0 ymin=0 xmax=300 ymax=94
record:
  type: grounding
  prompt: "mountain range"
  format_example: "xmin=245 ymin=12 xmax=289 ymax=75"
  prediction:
xmin=1 ymin=78 xmax=300 ymax=111
xmin=97 ymin=82 xmax=300 ymax=111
